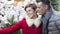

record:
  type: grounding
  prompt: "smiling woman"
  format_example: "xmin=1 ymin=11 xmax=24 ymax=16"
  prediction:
xmin=24 ymin=3 xmax=37 ymax=19
xmin=0 ymin=3 xmax=42 ymax=34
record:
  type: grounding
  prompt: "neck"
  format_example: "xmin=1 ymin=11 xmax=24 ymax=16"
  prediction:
xmin=31 ymin=14 xmax=38 ymax=19
xmin=42 ymin=10 xmax=48 ymax=17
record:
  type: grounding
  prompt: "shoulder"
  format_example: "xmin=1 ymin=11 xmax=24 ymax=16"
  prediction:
xmin=53 ymin=11 xmax=60 ymax=28
xmin=18 ymin=18 xmax=26 ymax=23
xmin=50 ymin=11 xmax=60 ymax=21
xmin=49 ymin=11 xmax=60 ymax=28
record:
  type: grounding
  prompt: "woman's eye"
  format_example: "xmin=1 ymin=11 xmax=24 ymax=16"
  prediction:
xmin=28 ymin=10 xmax=31 ymax=11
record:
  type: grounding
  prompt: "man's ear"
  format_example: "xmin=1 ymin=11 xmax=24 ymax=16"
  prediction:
xmin=44 ymin=5 xmax=48 ymax=10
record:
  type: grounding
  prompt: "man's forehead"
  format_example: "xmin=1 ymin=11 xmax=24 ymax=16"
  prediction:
xmin=37 ymin=2 xmax=43 ymax=5
xmin=35 ymin=2 xmax=43 ymax=7
xmin=35 ymin=2 xmax=42 ymax=5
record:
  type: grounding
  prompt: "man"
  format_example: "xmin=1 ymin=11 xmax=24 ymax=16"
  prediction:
xmin=36 ymin=0 xmax=60 ymax=34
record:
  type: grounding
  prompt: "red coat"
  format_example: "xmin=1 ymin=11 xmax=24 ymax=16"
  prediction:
xmin=0 ymin=18 xmax=42 ymax=34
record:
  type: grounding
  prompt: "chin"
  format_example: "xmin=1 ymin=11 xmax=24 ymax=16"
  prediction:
xmin=29 ymin=16 xmax=33 ymax=18
xmin=28 ymin=15 xmax=33 ymax=18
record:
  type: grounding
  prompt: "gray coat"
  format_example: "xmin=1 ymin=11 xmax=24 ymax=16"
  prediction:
xmin=42 ymin=8 xmax=60 ymax=34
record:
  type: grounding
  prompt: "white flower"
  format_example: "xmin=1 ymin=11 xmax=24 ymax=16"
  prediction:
xmin=0 ymin=15 xmax=9 ymax=24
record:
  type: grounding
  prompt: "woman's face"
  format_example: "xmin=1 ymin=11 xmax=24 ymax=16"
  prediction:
xmin=26 ymin=7 xmax=36 ymax=18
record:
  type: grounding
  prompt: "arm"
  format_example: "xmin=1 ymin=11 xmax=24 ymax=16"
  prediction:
xmin=55 ymin=17 xmax=60 ymax=30
xmin=0 ymin=19 xmax=23 ymax=34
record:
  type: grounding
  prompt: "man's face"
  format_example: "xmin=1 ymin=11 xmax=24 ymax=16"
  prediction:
xmin=36 ymin=2 xmax=47 ymax=15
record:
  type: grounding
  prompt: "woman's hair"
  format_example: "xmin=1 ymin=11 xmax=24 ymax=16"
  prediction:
xmin=25 ymin=3 xmax=37 ymax=11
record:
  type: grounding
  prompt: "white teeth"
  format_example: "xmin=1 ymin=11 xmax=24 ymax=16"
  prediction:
xmin=37 ymin=13 xmax=40 ymax=15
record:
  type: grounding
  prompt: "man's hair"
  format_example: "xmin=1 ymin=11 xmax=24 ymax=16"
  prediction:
xmin=25 ymin=3 xmax=37 ymax=11
xmin=36 ymin=0 xmax=51 ymax=9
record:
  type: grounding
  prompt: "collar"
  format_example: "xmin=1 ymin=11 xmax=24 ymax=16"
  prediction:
xmin=41 ymin=8 xmax=53 ymax=30
xmin=42 ymin=8 xmax=53 ymax=20
xmin=25 ymin=15 xmax=42 ymax=28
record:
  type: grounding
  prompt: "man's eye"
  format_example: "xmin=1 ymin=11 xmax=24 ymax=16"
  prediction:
xmin=27 ymin=10 xmax=31 ymax=12
xmin=38 ymin=7 xmax=41 ymax=8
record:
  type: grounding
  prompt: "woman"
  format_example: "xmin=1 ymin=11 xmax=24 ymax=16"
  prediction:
xmin=0 ymin=3 xmax=42 ymax=34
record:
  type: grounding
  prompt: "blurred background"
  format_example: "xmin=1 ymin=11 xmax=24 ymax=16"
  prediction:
xmin=0 ymin=0 xmax=59 ymax=11
xmin=0 ymin=0 xmax=60 ymax=34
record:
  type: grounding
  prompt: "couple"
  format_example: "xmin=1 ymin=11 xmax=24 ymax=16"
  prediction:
xmin=0 ymin=3 xmax=42 ymax=34
xmin=0 ymin=0 xmax=60 ymax=34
